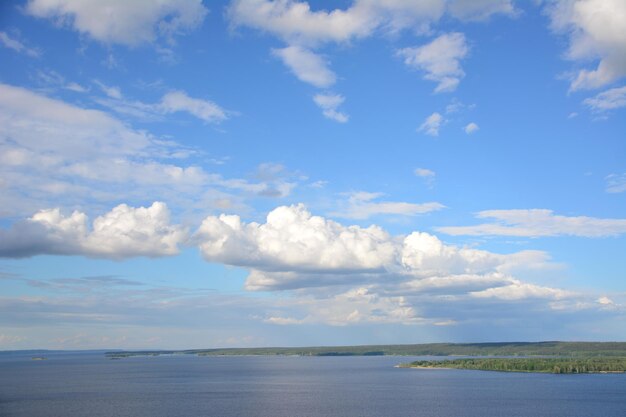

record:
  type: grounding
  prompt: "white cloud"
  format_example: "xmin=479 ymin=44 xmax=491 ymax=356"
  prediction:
xmin=195 ymin=204 xmax=550 ymax=288
xmin=196 ymin=204 xmax=397 ymax=273
xmin=228 ymin=0 xmax=444 ymax=46
xmin=272 ymin=46 xmax=336 ymax=88
xmin=415 ymin=168 xmax=436 ymax=178
xmin=332 ymin=191 xmax=444 ymax=220
xmin=398 ymin=32 xmax=469 ymax=93
xmin=0 ymin=31 xmax=40 ymax=57
xmin=418 ymin=112 xmax=445 ymax=136
xmin=605 ymin=173 xmax=626 ymax=193
xmin=583 ymin=85 xmax=626 ymax=111
xmin=464 ymin=122 xmax=479 ymax=134
xmin=26 ymin=0 xmax=208 ymax=47
xmin=159 ymin=90 xmax=229 ymax=123
xmin=228 ymin=0 xmax=514 ymax=46
xmin=0 ymin=202 xmax=187 ymax=259
xmin=437 ymin=209 xmax=626 ymax=237
xmin=313 ymin=93 xmax=348 ymax=122
xmin=447 ymin=0 xmax=517 ymax=21
xmin=546 ymin=0 xmax=626 ymax=91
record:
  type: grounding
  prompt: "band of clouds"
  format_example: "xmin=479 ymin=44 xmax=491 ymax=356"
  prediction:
xmin=0 ymin=83 xmax=295 ymax=217
xmin=0 ymin=202 xmax=620 ymax=328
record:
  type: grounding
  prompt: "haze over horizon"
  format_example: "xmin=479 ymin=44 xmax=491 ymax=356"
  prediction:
xmin=1 ymin=0 xmax=625 ymax=350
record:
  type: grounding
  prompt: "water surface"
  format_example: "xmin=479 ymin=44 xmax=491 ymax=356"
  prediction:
xmin=1 ymin=352 xmax=625 ymax=417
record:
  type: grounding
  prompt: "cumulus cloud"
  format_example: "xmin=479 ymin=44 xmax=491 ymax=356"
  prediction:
xmin=398 ymin=33 xmax=469 ymax=93
xmin=546 ymin=0 xmax=626 ymax=91
xmin=331 ymin=192 xmax=444 ymax=220
xmin=583 ymin=85 xmax=626 ymax=112
xmin=437 ymin=209 xmax=626 ymax=237
xmin=0 ymin=202 xmax=187 ymax=259
xmin=464 ymin=122 xmax=479 ymax=134
xmin=418 ymin=112 xmax=445 ymax=136
xmin=605 ymin=173 xmax=626 ymax=193
xmin=272 ymin=46 xmax=336 ymax=88
xmin=0 ymin=31 xmax=40 ymax=57
xmin=26 ymin=0 xmax=208 ymax=47
xmin=313 ymin=93 xmax=348 ymax=122
xmin=196 ymin=204 xmax=551 ymax=287
xmin=196 ymin=204 xmax=397 ymax=273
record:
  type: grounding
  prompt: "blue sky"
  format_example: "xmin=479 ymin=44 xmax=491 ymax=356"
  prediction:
xmin=0 ymin=0 xmax=625 ymax=350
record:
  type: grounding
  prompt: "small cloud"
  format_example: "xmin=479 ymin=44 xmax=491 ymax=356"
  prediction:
xmin=160 ymin=90 xmax=228 ymax=124
xmin=415 ymin=168 xmax=435 ymax=178
xmin=415 ymin=168 xmax=436 ymax=188
xmin=605 ymin=173 xmax=626 ymax=194
xmin=313 ymin=93 xmax=348 ymax=123
xmin=464 ymin=122 xmax=479 ymax=134
xmin=309 ymin=180 xmax=328 ymax=189
xmin=418 ymin=112 xmax=445 ymax=136
xmin=597 ymin=296 xmax=614 ymax=306
xmin=568 ymin=112 xmax=578 ymax=119
xmin=398 ymin=33 xmax=469 ymax=93
xmin=272 ymin=46 xmax=336 ymax=88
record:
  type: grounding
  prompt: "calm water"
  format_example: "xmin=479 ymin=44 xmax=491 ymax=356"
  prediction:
xmin=1 ymin=352 xmax=625 ymax=417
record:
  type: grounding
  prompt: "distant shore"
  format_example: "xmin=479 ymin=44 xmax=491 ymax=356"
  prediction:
xmin=104 ymin=341 xmax=626 ymax=364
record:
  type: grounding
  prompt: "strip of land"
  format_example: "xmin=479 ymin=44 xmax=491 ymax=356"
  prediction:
xmin=400 ymin=357 xmax=626 ymax=374
xmin=106 ymin=341 xmax=626 ymax=360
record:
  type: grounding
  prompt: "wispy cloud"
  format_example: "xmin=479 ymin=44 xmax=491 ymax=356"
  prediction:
xmin=0 ymin=31 xmax=40 ymax=57
xmin=605 ymin=173 xmax=626 ymax=193
xmin=437 ymin=209 xmax=626 ymax=237
xmin=584 ymin=86 xmax=626 ymax=112
xmin=331 ymin=192 xmax=444 ymax=220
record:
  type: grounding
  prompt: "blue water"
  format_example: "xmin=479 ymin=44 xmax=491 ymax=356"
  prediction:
xmin=1 ymin=352 xmax=625 ymax=417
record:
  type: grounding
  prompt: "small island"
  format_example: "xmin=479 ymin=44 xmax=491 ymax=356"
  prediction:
xmin=400 ymin=357 xmax=626 ymax=374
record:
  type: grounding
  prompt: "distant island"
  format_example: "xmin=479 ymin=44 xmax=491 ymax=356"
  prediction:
xmin=106 ymin=341 xmax=626 ymax=374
